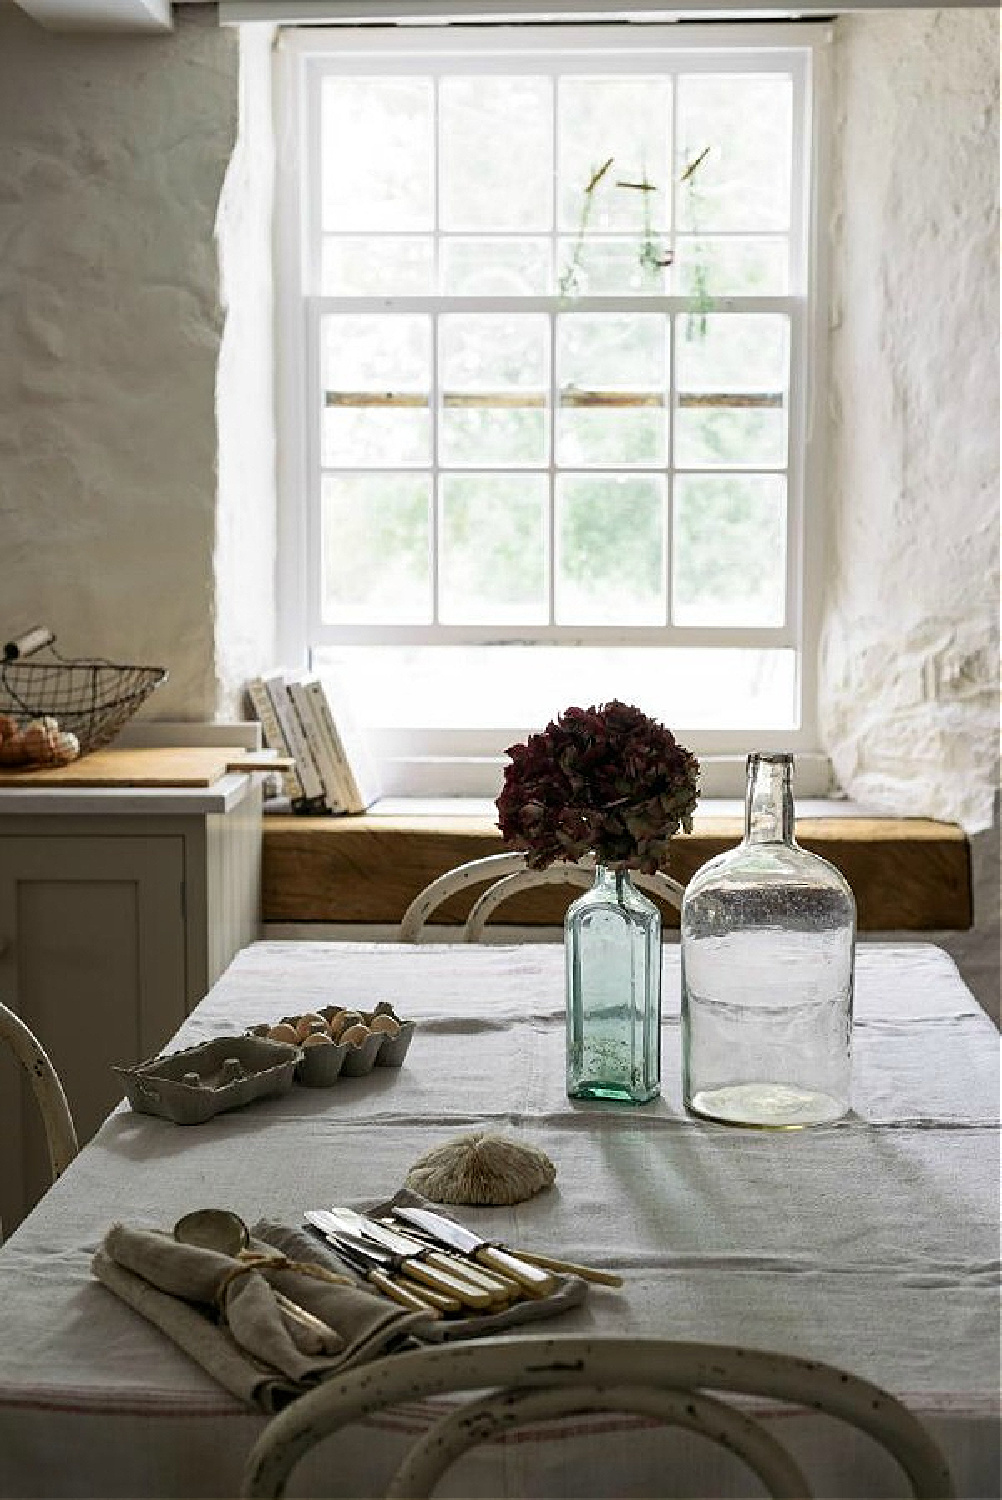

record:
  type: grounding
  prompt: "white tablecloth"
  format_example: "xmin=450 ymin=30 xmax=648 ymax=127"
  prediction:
xmin=0 ymin=942 xmax=998 ymax=1499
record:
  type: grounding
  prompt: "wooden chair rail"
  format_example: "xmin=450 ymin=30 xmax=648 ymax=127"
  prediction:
xmin=262 ymin=816 xmax=971 ymax=932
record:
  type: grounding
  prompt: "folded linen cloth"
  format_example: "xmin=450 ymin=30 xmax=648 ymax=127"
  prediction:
xmin=92 ymin=1221 xmax=434 ymax=1412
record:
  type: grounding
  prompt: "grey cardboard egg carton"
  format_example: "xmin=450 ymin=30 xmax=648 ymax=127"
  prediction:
xmin=114 ymin=1035 xmax=301 ymax=1124
xmin=248 ymin=1002 xmax=416 ymax=1088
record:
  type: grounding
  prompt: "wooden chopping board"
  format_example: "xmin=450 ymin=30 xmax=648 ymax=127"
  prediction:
xmin=0 ymin=746 xmax=292 ymax=788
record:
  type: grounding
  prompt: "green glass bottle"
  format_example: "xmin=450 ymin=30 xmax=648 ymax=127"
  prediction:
xmin=565 ymin=865 xmax=662 ymax=1105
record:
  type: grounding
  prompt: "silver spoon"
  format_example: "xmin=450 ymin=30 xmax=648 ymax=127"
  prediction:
xmin=173 ymin=1208 xmax=344 ymax=1342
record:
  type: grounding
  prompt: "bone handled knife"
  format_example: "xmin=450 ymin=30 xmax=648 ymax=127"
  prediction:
xmin=304 ymin=1229 xmax=441 ymax=1316
xmin=305 ymin=1213 xmax=492 ymax=1310
xmin=393 ymin=1207 xmax=558 ymax=1298
xmin=370 ymin=1215 xmax=522 ymax=1300
xmin=320 ymin=1208 xmax=517 ymax=1306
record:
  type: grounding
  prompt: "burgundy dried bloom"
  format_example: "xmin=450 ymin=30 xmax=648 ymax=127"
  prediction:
xmin=496 ymin=700 xmax=700 ymax=874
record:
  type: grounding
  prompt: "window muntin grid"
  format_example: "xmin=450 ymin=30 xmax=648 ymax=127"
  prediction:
xmin=281 ymin=26 xmax=822 ymax=761
xmin=302 ymin=46 xmax=806 ymax=650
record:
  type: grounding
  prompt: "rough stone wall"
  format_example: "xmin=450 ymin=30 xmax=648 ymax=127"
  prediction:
xmin=823 ymin=7 xmax=999 ymax=835
xmin=823 ymin=7 xmax=999 ymax=1020
xmin=0 ymin=1 xmax=239 ymax=719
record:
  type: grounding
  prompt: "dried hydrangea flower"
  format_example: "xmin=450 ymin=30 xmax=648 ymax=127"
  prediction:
xmin=496 ymin=700 xmax=699 ymax=875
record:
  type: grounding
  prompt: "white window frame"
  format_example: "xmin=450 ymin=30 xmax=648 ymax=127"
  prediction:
xmin=275 ymin=20 xmax=832 ymax=788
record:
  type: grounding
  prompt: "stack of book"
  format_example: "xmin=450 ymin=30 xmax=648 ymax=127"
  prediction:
xmin=245 ymin=669 xmax=381 ymax=815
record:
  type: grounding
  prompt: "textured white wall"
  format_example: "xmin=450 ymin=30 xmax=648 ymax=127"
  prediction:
xmin=0 ymin=1 xmax=239 ymax=719
xmin=822 ymin=6 xmax=999 ymax=1018
xmin=822 ymin=7 xmax=999 ymax=834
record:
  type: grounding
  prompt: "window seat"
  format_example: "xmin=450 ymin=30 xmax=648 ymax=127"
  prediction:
xmin=261 ymin=800 xmax=971 ymax=931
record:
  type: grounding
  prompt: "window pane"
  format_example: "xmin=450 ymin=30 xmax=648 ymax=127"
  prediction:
xmin=559 ymin=78 xmax=671 ymax=236
xmin=321 ymin=236 xmax=434 ymax=296
xmin=440 ymin=314 xmax=549 ymax=466
xmin=320 ymin=644 xmax=798 ymax=732
xmin=321 ymin=475 xmax=431 ymax=624
xmin=674 ymin=313 xmax=788 ymax=471
xmin=673 ymin=474 xmax=786 ymax=626
xmin=676 ymin=74 xmax=792 ymax=232
xmin=557 ymin=236 xmax=667 ymax=297
xmin=321 ymin=315 xmax=430 ymax=467
xmin=441 ymin=77 xmax=552 ymax=231
xmin=675 ymin=236 xmax=789 ymax=297
xmin=321 ymin=77 xmax=434 ymax=231
xmin=558 ymin=314 xmax=667 ymax=466
xmin=557 ymin=474 xmax=665 ymax=624
xmin=675 ymin=406 xmax=787 ymax=470
xmin=441 ymin=237 xmax=551 ymax=295
xmin=440 ymin=475 xmax=547 ymax=624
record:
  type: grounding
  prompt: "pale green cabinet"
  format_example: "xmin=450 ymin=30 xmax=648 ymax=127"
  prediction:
xmin=0 ymin=780 xmax=262 ymax=1233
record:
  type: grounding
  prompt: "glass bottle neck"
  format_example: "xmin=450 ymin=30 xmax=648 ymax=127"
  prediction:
xmin=594 ymin=864 xmax=633 ymax=898
xmin=744 ymin=756 xmax=795 ymax=845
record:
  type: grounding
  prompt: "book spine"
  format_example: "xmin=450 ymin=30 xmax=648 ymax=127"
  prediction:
xmin=265 ymin=675 xmax=326 ymax=805
xmin=246 ymin=677 xmax=303 ymax=801
xmin=305 ymin=678 xmax=364 ymax=813
xmin=288 ymin=680 xmax=346 ymax=814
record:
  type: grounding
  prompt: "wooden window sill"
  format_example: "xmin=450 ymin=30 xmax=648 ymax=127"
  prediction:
xmin=261 ymin=800 xmax=971 ymax=932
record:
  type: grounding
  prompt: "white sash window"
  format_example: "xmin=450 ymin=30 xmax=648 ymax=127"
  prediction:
xmin=276 ymin=22 xmax=829 ymax=794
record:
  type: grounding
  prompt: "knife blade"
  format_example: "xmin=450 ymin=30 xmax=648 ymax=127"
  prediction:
xmin=393 ymin=1207 xmax=558 ymax=1297
xmin=321 ymin=1209 xmax=518 ymax=1306
xmin=369 ymin=1215 xmax=523 ymax=1300
xmin=304 ymin=1228 xmax=441 ymax=1316
xmin=305 ymin=1213 xmax=492 ymax=1310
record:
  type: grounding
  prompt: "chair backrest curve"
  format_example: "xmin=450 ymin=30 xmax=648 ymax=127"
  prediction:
xmin=398 ymin=853 xmax=685 ymax=943
xmin=0 ymin=1000 xmax=78 ymax=1188
xmin=240 ymin=1334 xmax=955 ymax=1500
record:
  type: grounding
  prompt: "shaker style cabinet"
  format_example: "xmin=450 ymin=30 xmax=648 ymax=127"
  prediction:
xmin=0 ymin=776 xmax=262 ymax=1234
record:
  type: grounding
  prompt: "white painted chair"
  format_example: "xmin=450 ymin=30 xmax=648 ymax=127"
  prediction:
xmin=240 ymin=1333 xmax=954 ymax=1499
xmin=0 ymin=1000 xmax=77 ymax=1241
xmin=398 ymin=852 xmax=685 ymax=943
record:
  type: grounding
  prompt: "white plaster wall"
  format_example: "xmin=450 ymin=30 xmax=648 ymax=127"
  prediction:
xmin=214 ymin=21 xmax=279 ymax=718
xmin=822 ymin=7 xmax=999 ymax=834
xmin=822 ymin=7 xmax=1000 ymax=1020
xmin=0 ymin=0 xmax=239 ymax=719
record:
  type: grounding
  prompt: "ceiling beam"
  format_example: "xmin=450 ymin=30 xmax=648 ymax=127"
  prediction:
xmin=12 ymin=0 xmax=173 ymax=30
xmin=219 ymin=0 xmax=999 ymax=20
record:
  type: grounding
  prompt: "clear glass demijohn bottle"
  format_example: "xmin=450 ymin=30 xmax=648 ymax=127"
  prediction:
xmin=680 ymin=753 xmax=856 ymax=1127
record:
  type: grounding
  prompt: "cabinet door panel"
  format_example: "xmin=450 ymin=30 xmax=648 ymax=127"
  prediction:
xmin=0 ymin=836 xmax=185 ymax=1233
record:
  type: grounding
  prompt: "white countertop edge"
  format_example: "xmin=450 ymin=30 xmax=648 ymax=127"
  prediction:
xmin=0 ymin=771 xmax=255 ymax=816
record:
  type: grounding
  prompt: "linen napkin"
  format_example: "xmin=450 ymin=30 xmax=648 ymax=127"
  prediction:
xmin=92 ymin=1221 xmax=434 ymax=1412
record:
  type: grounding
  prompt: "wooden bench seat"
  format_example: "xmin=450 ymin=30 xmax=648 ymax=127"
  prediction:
xmin=262 ymin=810 xmax=971 ymax=931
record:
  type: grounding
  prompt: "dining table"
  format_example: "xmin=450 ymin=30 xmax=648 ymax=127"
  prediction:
xmin=0 ymin=938 xmax=998 ymax=1500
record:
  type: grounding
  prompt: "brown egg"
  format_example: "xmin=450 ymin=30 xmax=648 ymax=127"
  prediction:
xmin=294 ymin=1016 xmax=320 ymax=1042
xmin=328 ymin=1010 xmax=363 ymax=1040
xmin=369 ymin=1014 xmax=400 ymax=1037
xmin=268 ymin=1022 xmax=299 ymax=1045
xmin=302 ymin=1032 xmax=333 ymax=1048
xmin=339 ymin=1023 xmax=370 ymax=1048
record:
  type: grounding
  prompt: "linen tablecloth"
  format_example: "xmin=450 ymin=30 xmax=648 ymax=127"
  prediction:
xmin=0 ymin=941 xmax=998 ymax=1498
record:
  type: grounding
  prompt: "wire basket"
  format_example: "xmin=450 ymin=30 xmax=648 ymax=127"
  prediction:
xmin=0 ymin=629 xmax=168 ymax=756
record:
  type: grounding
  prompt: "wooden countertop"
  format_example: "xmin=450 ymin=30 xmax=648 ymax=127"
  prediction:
xmin=261 ymin=809 xmax=971 ymax=931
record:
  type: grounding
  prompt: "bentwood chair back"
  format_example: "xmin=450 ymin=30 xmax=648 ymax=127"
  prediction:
xmin=240 ymin=1333 xmax=955 ymax=1499
xmin=0 ymin=1000 xmax=78 ymax=1242
xmin=398 ymin=851 xmax=684 ymax=943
